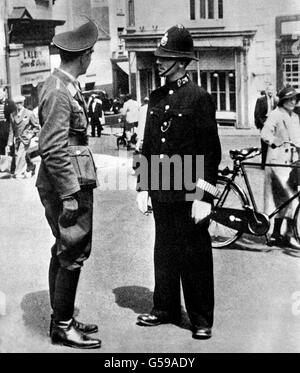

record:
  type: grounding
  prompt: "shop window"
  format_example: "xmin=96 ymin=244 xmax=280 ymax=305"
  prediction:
xmin=196 ymin=0 xmax=223 ymax=20
xmin=128 ymin=0 xmax=135 ymax=27
xmin=284 ymin=58 xmax=300 ymax=88
xmin=190 ymin=0 xmax=196 ymax=20
xmin=200 ymin=70 xmax=236 ymax=112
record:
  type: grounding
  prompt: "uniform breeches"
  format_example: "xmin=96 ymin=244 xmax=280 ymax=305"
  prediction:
xmin=39 ymin=188 xmax=94 ymax=321
xmin=151 ymin=199 xmax=214 ymax=327
xmin=38 ymin=188 xmax=94 ymax=269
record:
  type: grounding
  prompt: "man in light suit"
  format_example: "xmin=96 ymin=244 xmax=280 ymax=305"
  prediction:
xmin=8 ymin=95 xmax=39 ymax=178
xmin=36 ymin=20 xmax=101 ymax=349
xmin=254 ymin=85 xmax=277 ymax=169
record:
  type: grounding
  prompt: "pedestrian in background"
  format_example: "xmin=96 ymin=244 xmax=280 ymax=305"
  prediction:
xmin=134 ymin=96 xmax=149 ymax=152
xmin=0 ymin=88 xmax=15 ymax=155
xmin=7 ymin=95 xmax=39 ymax=178
xmin=261 ymin=86 xmax=300 ymax=249
xmin=135 ymin=24 xmax=221 ymax=340
xmin=121 ymin=93 xmax=139 ymax=148
xmin=254 ymin=84 xmax=277 ymax=169
xmin=36 ymin=20 xmax=101 ymax=349
xmin=88 ymin=93 xmax=103 ymax=137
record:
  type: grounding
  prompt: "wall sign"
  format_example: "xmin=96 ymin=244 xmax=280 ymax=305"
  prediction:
xmin=20 ymin=46 xmax=50 ymax=75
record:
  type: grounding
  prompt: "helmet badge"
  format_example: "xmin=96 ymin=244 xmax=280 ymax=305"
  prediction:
xmin=160 ymin=32 xmax=168 ymax=47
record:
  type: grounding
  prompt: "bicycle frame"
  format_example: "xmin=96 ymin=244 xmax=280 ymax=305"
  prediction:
xmin=241 ymin=161 xmax=300 ymax=220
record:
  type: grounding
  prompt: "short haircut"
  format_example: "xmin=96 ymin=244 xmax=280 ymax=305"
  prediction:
xmin=59 ymin=48 xmax=89 ymax=63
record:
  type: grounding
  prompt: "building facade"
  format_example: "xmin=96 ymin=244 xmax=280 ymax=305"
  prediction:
xmin=122 ymin=0 xmax=300 ymax=128
xmin=0 ymin=0 xmax=64 ymax=108
xmin=52 ymin=0 xmax=129 ymax=97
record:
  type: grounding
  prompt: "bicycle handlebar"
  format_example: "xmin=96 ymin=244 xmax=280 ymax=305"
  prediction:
xmin=271 ymin=141 xmax=297 ymax=149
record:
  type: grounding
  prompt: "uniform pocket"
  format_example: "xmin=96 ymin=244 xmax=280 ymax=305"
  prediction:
xmin=68 ymin=145 xmax=98 ymax=187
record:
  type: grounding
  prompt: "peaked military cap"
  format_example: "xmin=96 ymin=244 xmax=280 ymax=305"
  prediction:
xmin=155 ymin=24 xmax=198 ymax=61
xmin=53 ymin=20 xmax=99 ymax=52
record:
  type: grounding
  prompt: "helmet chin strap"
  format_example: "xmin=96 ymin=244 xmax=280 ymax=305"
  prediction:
xmin=159 ymin=60 xmax=178 ymax=77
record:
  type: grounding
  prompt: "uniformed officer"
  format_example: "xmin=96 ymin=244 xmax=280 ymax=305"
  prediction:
xmin=36 ymin=20 xmax=101 ymax=349
xmin=135 ymin=24 xmax=221 ymax=339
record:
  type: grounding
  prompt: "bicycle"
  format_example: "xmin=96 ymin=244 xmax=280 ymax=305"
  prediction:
xmin=209 ymin=144 xmax=300 ymax=249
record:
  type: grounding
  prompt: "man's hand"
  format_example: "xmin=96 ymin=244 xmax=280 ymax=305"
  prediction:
xmin=191 ymin=200 xmax=212 ymax=224
xmin=136 ymin=191 xmax=150 ymax=215
xmin=59 ymin=197 xmax=79 ymax=227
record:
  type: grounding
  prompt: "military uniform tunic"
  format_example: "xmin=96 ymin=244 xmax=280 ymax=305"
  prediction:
xmin=36 ymin=68 xmax=98 ymax=269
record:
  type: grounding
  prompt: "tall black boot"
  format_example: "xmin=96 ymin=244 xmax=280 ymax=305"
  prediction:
xmin=53 ymin=267 xmax=81 ymax=322
xmin=48 ymin=255 xmax=60 ymax=310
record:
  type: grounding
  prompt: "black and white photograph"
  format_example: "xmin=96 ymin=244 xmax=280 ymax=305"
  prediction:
xmin=1 ymin=0 xmax=300 ymax=358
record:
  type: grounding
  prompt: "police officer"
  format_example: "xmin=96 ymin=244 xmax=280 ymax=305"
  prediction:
xmin=136 ymin=25 xmax=221 ymax=339
xmin=36 ymin=20 xmax=101 ymax=349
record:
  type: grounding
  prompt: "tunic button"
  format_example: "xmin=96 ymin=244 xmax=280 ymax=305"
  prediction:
xmin=150 ymin=111 xmax=153 ymax=115
xmin=165 ymin=105 xmax=170 ymax=111
xmin=178 ymin=113 xmax=182 ymax=117
xmin=169 ymin=90 xmax=174 ymax=95
xmin=76 ymin=150 xmax=81 ymax=155
xmin=161 ymin=138 xmax=166 ymax=143
xmin=163 ymin=121 xmax=168 ymax=126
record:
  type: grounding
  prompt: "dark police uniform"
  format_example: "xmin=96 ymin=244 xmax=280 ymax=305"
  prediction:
xmin=136 ymin=25 xmax=221 ymax=335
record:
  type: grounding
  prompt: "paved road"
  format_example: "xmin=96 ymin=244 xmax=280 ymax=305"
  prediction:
xmin=1 ymin=132 xmax=300 ymax=353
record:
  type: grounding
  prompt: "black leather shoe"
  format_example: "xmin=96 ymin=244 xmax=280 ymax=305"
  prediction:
xmin=50 ymin=316 xmax=98 ymax=335
xmin=267 ymin=234 xmax=285 ymax=247
xmin=137 ymin=313 xmax=168 ymax=326
xmin=51 ymin=320 xmax=101 ymax=349
xmin=192 ymin=327 xmax=212 ymax=340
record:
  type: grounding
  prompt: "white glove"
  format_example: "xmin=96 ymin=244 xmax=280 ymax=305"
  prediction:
xmin=191 ymin=200 xmax=212 ymax=224
xmin=136 ymin=191 xmax=150 ymax=215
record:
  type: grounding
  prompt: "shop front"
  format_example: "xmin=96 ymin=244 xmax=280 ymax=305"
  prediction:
xmin=6 ymin=7 xmax=64 ymax=106
xmin=124 ymin=29 xmax=256 ymax=128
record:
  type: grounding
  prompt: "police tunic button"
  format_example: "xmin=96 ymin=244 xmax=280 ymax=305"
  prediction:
xmin=169 ymin=90 xmax=174 ymax=95
xmin=161 ymin=138 xmax=166 ymax=143
xmin=165 ymin=105 xmax=170 ymax=111
xmin=76 ymin=150 xmax=81 ymax=155
xmin=178 ymin=113 xmax=182 ymax=117
xmin=163 ymin=121 xmax=168 ymax=126
xmin=150 ymin=111 xmax=154 ymax=115
xmin=160 ymin=154 xmax=164 ymax=159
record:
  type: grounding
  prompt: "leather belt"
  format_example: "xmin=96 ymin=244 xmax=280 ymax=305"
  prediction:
xmin=68 ymin=136 xmax=87 ymax=146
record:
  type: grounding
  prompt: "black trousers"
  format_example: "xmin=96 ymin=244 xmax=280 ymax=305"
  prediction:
xmin=261 ymin=138 xmax=268 ymax=167
xmin=0 ymin=121 xmax=9 ymax=155
xmin=151 ymin=199 xmax=214 ymax=328
xmin=38 ymin=188 xmax=94 ymax=321
xmin=91 ymin=119 xmax=102 ymax=137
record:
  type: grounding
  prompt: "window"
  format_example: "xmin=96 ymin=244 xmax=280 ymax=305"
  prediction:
xmin=200 ymin=71 xmax=236 ymax=112
xmin=200 ymin=0 xmax=206 ymax=19
xmin=284 ymin=58 xmax=300 ymax=88
xmin=208 ymin=0 xmax=214 ymax=19
xmin=128 ymin=0 xmax=135 ymax=27
xmin=192 ymin=0 xmax=223 ymax=20
xmin=218 ymin=0 xmax=223 ymax=18
xmin=190 ymin=0 xmax=196 ymax=20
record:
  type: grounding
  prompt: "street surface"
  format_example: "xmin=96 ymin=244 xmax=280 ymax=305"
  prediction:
xmin=1 ymin=129 xmax=300 ymax=353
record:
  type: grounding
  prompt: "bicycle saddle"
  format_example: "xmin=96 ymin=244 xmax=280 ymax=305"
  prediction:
xmin=230 ymin=147 xmax=260 ymax=160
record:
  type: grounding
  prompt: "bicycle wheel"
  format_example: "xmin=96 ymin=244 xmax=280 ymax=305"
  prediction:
xmin=209 ymin=176 xmax=249 ymax=248
xmin=292 ymin=203 xmax=300 ymax=249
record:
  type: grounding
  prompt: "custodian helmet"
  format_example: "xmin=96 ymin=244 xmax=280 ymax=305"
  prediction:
xmin=154 ymin=24 xmax=198 ymax=61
